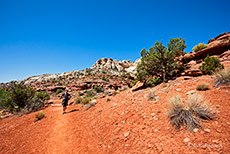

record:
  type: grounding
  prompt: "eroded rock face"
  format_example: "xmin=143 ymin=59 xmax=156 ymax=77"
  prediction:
xmin=91 ymin=58 xmax=140 ymax=76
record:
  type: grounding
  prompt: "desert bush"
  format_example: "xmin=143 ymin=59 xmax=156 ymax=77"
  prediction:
xmin=81 ymin=97 xmax=91 ymax=105
xmin=56 ymin=89 xmax=64 ymax=95
xmin=34 ymin=91 xmax=50 ymax=102
xmin=214 ymin=69 xmax=230 ymax=86
xmin=168 ymin=94 xmax=214 ymax=131
xmin=94 ymin=85 xmax=104 ymax=93
xmin=35 ymin=111 xmax=46 ymax=120
xmin=196 ymin=82 xmax=210 ymax=91
xmin=104 ymin=91 xmax=109 ymax=95
xmin=192 ymin=43 xmax=208 ymax=52
xmin=199 ymin=55 xmax=224 ymax=75
xmin=86 ymin=89 xmax=97 ymax=98
xmin=0 ymin=84 xmax=35 ymax=113
xmin=132 ymin=80 xmax=138 ymax=87
xmin=75 ymin=97 xmax=83 ymax=104
xmin=0 ymin=84 xmax=49 ymax=114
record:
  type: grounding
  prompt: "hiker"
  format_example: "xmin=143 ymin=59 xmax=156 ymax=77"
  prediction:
xmin=61 ymin=89 xmax=71 ymax=114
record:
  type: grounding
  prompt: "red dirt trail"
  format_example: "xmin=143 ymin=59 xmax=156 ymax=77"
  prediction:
xmin=0 ymin=75 xmax=230 ymax=154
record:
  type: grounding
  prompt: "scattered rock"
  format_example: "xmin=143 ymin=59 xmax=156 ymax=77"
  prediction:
xmin=124 ymin=131 xmax=130 ymax=138
xmin=131 ymin=81 xmax=144 ymax=91
xmin=184 ymin=137 xmax=190 ymax=143
xmin=204 ymin=128 xmax=211 ymax=133
xmin=185 ymin=90 xmax=196 ymax=95
xmin=216 ymin=105 xmax=220 ymax=108
xmin=193 ymin=128 xmax=199 ymax=133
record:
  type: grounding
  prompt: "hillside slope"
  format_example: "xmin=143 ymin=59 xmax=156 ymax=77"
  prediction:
xmin=0 ymin=75 xmax=229 ymax=154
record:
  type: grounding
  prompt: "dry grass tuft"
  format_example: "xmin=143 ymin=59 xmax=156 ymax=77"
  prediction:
xmin=188 ymin=94 xmax=214 ymax=120
xmin=214 ymin=69 xmax=230 ymax=86
xmin=168 ymin=94 xmax=214 ymax=131
xmin=147 ymin=89 xmax=156 ymax=101
xmin=35 ymin=111 xmax=46 ymax=121
xmin=196 ymin=82 xmax=210 ymax=91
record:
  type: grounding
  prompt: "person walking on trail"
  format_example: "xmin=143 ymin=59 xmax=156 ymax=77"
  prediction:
xmin=62 ymin=89 xmax=71 ymax=114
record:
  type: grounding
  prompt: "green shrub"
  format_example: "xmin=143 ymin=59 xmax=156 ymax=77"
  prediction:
xmin=94 ymin=85 xmax=104 ymax=93
xmin=192 ymin=43 xmax=208 ymax=52
xmin=102 ymin=76 xmax=109 ymax=82
xmin=35 ymin=111 xmax=46 ymax=120
xmin=56 ymin=89 xmax=64 ymax=95
xmin=214 ymin=69 xmax=230 ymax=86
xmin=196 ymin=82 xmax=210 ymax=91
xmin=86 ymin=89 xmax=96 ymax=98
xmin=0 ymin=84 xmax=49 ymax=114
xmin=132 ymin=80 xmax=138 ymax=87
xmin=81 ymin=97 xmax=91 ymax=105
xmin=147 ymin=77 xmax=161 ymax=87
xmin=104 ymin=91 xmax=109 ymax=95
xmin=0 ymin=84 xmax=35 ymax=113
xmin=34 ymin=91 xmax=50 ymax=102
xmin=199 ymin=55 xmax=224 ymax=75
xmin=75 ymin=97 xmax=83 ymax=104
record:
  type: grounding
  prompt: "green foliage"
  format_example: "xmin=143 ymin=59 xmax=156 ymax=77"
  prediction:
xmin=121 ymin=73 xmax=130 ymax=80
xmin=94 ymin=85 xmax=104 ymax=93
xmin=102 ymin=76 xmax=109 ymax=82
xmin=132 ymin=80 xmax=139 ymax=87
xmin=192 ymin=43 xmax=208 ymax=52
xmin=136 ymin=37 xmax=186 ymax=83
xmin=75 ymin=97 xmax=83 ymax=104
xmin=56 ymin=89 xmax=64 ymax=95
xmin=34 ymin=91 xmax=50 ymax=102
xmin=199 ymin=55 xmax=224 ymax=75
xmin=104 ymin=91 xmax=109 ymax=95
xmin=75 ymin=97 xmax=91 ymax=105
xmin=0 ymin=84 xmax=49 ymax=114
xmin=85 ymin=89 xmax=96 ymax=98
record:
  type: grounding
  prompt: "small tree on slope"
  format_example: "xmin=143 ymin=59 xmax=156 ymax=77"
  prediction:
xmin=136 ymin=37 xmax=186 ymax=83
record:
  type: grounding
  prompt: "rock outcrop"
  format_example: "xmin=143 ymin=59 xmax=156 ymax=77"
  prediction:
xmin=182 ymin=32 xmax=230 ymax=76
xmin=91 ymin=58 xmax=140 ymax=76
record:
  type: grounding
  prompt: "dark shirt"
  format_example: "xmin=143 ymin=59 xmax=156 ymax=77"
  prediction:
xmin=62 ymin=92 xmax=70 ymax=102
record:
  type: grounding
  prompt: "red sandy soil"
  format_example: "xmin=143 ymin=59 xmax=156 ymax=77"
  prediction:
xmin=0 ymin=75 xmax=230 ymax=154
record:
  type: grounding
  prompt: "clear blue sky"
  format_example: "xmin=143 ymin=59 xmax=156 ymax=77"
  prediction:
xmin=0 ymin=0 xmax=229 ymax=83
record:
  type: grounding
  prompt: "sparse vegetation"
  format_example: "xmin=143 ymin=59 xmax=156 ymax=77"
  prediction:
xmin=102 ymin=76 xmax=109 ymax=82
xmin=147 ymin=89 xmax=156 ymax=101
xmin=196 ymin=82 xmax=210 ymax=91
xmin=199 ymin=55 xmax=224 ymax=75
xmin=94 ymin=85 xmax=104 ymax=93
xmin=168 ymin=94 xmax=214 ymax=131
xmin=85 ymin=89 xmax=97 ymax=98
xmin=214 ymin=69 xmax=230 ymax=86
xmin=35 ymin=111 xmax=46 ymax=121
xmin=192 ymin=43 xmax=208 ymax=52
xmin=56 ymin=89 xmax=64 ymax=95
xmin=132 ymin=80 xmax=138 ymax=87
xmin=74 ymin=96 xmax=91 ymax=105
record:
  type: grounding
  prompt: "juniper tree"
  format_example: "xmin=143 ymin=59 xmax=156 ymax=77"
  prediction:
xmin=136 ymin=37 xmax=186 ymax=83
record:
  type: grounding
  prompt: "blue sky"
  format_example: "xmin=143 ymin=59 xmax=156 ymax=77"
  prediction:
xmin=0 ymin=0 xmax=229 ymax=83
